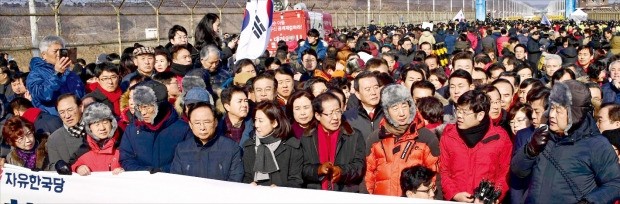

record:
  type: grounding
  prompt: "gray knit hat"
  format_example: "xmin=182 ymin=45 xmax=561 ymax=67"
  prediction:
xmin=380 ymin=84 xmax=416 ymax=127
xmin=82 ymin=102 xmax=118 ymax=140
xmin=184 ymin=87 xmax=212 ymax=105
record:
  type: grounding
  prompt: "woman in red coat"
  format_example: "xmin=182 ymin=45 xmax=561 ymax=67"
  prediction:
xmin=71 ymin=103 xmax=123 ymax=175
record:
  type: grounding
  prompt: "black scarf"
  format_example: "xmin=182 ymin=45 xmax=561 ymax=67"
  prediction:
xmin=170 ymin=63 xmax=193 ymax=76
xmin=67 ymin=123 xmax=86 ymax=138
xmin=457 ymin=115 xmax=491 ymax=148
xmin=253 ymin=133 xmax=281 ymax=174
xmin=602 ymin=128 xmax=620 ymax=148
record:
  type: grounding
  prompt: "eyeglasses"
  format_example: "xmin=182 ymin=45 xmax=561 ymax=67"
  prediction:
xmin=99 ymin=75 xmax=119 ymax=82
xmin=16 ymin=131 xmax=34 ymax=144
xmin=510 ymin=117 xmax=529 ymax=126
xmin=413 ymin=185 xmax=436 ymax=194
xmin=455 ymin=108 xmax=477 ymax=116
xmin=490 ymin=100 xmax=501 ymax=106
xmin=58 ymin=107 xmax=77 ymax=116
xmin=321 ymin=110 xmax=343 ymax=118
xmin=137 ymin=105 xmax=155 ymax=114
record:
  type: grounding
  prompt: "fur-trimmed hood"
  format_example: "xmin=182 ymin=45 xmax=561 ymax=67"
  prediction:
xmin=548 ymin=80 xmax=592 ymax=135
xmin=380 ymin=84 xmax=416 ymax=127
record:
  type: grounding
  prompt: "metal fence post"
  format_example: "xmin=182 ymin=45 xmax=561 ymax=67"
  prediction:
xmin=110 ymin=0 xmax=126 ymax=55
xmin=146 ymin=0 xmax=164 ymax=44
xmin=181 ymin=0 xmax=200 ymax=38
xmin=52 ymin=0 xmax=63 ymax=36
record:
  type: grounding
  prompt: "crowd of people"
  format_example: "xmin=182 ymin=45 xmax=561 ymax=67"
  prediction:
xmin=0 ymin=12 xmax=620 ymax=203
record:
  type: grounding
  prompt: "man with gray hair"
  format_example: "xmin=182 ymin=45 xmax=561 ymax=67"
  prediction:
xmin=602 ymin=60 xmax=620 ymax=104
xmin=542 ymin=54 xmax=562 ymax=85
xmin=200 ymin=45 xmax=230 ymax=89
xmin=27 ymin=35 xmax=84 ymax=116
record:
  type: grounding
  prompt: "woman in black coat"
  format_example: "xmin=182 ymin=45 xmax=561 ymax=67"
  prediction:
xmin=242 ymin=102 xmax=303 ymax=188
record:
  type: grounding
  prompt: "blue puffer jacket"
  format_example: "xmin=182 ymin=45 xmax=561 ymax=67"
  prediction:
xmin=601 ymin=82 xmax=620 ymax=104
xmin=511 ymin=116 xmax=620 ymax=203
xmin=297 ymin=39 xmax=328 ymax=64
xmin=120 ymin=106 xmax=191 ymax=172
xmin=444 ymin=34 xmax=457 ymax=55
xmin=27 ymin=57 xmax=84 ymax=116
xmin=170 ymin=134 xmax=243 ymax=182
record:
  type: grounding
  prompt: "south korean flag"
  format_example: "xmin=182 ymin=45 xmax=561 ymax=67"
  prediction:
xmin=236 ymin=0 xmax=274 ymax=62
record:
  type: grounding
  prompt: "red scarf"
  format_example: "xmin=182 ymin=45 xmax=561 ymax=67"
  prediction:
xmin=491 ymin=111 xmax=504 ymax=126
xmin=135 ymin=108 xmax=172 ymax=132
xmin=86 ymin=82 xmax=98 ymax=94
xmin=576 ymin=60 xmax=591 ymax=73
xmin=96 ymin=84 xmax=122 ymax=117
xmin=317 ymin=124 xmax=339 ymax=190
xmin=22 ymin=108 xmax=42 ymax=124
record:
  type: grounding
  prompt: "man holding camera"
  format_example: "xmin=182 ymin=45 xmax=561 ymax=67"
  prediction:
xmin=511 ymin=80 xmax=620 ymax=203
xmin=27 ymin=35 xmax=84 ymax=116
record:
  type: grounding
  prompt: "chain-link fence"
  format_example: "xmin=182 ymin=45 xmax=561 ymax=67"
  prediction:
xmin=0 ymin=0 xmax=479 ymax=70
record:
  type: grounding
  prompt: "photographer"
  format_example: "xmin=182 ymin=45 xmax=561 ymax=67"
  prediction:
xmin=511 ymin=80 xmax=620 ymax=203
xmin=26 ymin=35 xmax=85 ymax=116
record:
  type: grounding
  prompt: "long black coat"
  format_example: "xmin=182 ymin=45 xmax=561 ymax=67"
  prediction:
xmin=300 ymin=122 xmax=366 ymax=192
xmin=242 ymin=134 xmax=303 ymax=188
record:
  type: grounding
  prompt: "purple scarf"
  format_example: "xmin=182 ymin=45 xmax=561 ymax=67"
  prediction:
xmin=15 ymin=142 xmax=38 ymax=169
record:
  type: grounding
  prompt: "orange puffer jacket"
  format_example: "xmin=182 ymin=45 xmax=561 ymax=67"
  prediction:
xmin=365 ymin=115 xmax=439 ymax=196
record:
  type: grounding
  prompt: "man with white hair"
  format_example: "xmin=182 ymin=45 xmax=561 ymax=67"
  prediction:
xmin=602 ymin=60 xmax=620 ymax=104
xmin=26 ymin=35 xmax=84 ymax=116
xmin=200 ymin=45 xmax=230 ymax=90
xmin=542 ymin=54 xmax=562 ymax=85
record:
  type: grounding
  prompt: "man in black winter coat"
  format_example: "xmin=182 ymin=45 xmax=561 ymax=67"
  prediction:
xmin=301 ymin=92 xmax=365 ymax=192
xmin=511 ymin=80 xmax=620 ymax=203
xmin=527 ymin=31 xmax=543 ymax=69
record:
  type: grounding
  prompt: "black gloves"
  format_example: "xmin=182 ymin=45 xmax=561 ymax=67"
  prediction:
xmin=55 ymin=160 xmax=72 ymax=175
xmin=526 ymin=126 xmax=550 ymax=157
xmin=473 ymin=180 xmax=502 ymax=204
xmin=149 ymin=168 xmax=162 ymax=174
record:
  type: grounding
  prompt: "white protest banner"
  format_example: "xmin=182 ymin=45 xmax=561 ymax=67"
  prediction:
xmin=422 ymin=22 xmax=434 ymax=30
xmin=0 ymin=165 xmax=452 ymax=203
xmin=236 ymin=0 xmax=274 ymax=62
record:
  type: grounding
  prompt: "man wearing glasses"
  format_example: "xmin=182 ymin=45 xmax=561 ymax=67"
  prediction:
xmin=46 ymin=94 xmax=85 ymax=172
xmin=120 ymin=81 xmax=191 ymax=173
xmin=440 ymin=90 xmax=512 ymax=202
xmin=300 ymin=92 xmax=365 ymax=192
xmin=83 ymin=62 xmax=122 ymax=118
